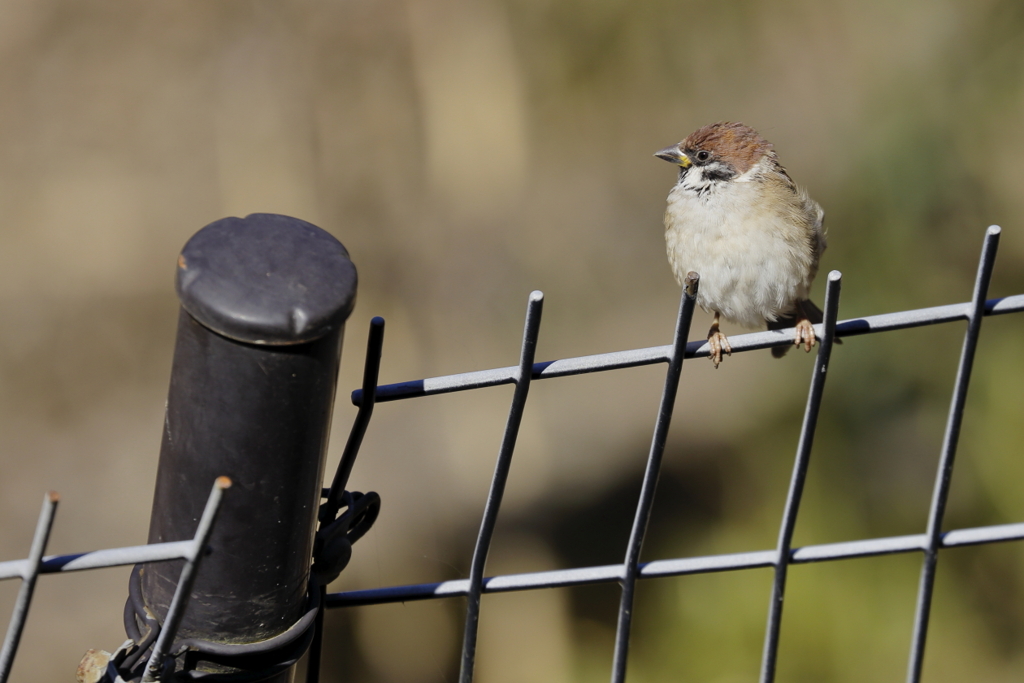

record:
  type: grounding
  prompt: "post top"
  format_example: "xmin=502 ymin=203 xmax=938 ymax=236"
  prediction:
xmin=176 ymin=214 xmax=357 ymax=345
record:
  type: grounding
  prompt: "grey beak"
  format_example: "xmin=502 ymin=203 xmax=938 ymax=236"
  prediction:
xmin=654 ymin=145 xmax=690 ymax=167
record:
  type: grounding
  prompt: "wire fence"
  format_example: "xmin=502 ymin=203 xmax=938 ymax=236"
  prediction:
xmin=1 ymin=225 xmax=1022 ymax=683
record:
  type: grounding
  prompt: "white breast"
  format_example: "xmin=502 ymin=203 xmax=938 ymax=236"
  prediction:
xmin=664 ymin=166 xmax=818 ymax=329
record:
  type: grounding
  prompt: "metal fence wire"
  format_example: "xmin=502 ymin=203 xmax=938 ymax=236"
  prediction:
xmin=2 ymin=224 xmax=1024 ymax=683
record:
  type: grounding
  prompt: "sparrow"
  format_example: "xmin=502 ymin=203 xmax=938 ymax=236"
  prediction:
xmin=655 ymin=122 xmax=828 ymax=368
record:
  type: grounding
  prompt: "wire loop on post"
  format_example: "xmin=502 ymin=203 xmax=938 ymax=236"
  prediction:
xmin=122 ymin=566 xmax=321 ymax=681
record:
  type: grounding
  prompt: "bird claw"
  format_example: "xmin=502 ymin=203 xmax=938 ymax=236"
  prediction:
xmin=794 ymin=319 xmax=816 ymax=353
xmin=707 ymin=330 xmax=732 ymax=368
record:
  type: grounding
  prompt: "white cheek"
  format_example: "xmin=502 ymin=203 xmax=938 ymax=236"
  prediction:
xmin=733 ymin=168 xmax=755 ymax=183
xmin=677 ymin=166 xmax=704 ymax=190
xmin=734 ymin=157 xmax=772 ymax=183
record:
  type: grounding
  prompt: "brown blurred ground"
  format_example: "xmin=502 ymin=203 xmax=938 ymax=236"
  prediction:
xmin=1 ymin=0 xmax=1024 ymax=681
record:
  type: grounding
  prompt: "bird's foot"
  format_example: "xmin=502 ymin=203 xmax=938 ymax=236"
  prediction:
xmin=707 ymin=329 xmax=732 ymax=369
xmin=794 ymin=318 xmax=816 ymax=353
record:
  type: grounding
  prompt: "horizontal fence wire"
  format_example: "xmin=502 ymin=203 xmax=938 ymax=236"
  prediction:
xmin=325 ymin=520 xmax=1024 ymax=607
xmin=0 ymin=542 xmax=195 ymax=581
xmin=351 ymin=294 xmax=1024 ymax=405
xmin=332 ymin=226 xmax=1021 ymax=683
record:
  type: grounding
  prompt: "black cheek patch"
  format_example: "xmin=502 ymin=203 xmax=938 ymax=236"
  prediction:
xmin=703 ymin=166 xmax=737 ymax=183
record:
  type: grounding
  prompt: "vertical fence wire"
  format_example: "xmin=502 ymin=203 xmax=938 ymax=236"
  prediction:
xmin=906 ymin=225 xmax=1001 ymax=683
xmin=758 ymin=271 xmax=843 ymax=683
xmin=610 ymin=273 xmax=699 ymax=683
xmin=458 ymin=291 xmax=544 ymax=683
xmin=308 ymin=316 xmax=386 ymax=683
xmin=0 ymin=491 xmax=59 ymax=683
xmin=323 ymin=316 xmax=386 ymax=522
xmin=141 ymin=477 xmax=231 ymax=683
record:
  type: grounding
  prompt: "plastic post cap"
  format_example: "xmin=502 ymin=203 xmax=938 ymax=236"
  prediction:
xmin=176 ymin=214 xmax=357 ymax=345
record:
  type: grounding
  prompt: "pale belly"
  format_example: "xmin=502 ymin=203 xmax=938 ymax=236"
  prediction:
xmin=665 ymin=189 xmax=814 ymax=329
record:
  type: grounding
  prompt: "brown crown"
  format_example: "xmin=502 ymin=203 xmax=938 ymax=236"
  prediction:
xmin=681 ymin=122 xmax=774 ymax=174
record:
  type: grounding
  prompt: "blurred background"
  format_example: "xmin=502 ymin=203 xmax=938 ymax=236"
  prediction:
xmin=0 ymin=0 xmax=1023 ymax=681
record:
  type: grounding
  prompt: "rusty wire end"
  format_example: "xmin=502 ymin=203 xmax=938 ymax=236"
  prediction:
xmin=684 ymin=272 xmax=700 ymax=298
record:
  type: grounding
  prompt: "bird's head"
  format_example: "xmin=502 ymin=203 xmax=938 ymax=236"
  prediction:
xmin=655 ymin=122 xmax=774 ymax=185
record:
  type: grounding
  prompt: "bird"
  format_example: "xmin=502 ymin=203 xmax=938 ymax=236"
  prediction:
xmin=655 ymin=122 xmax=828 ymax=368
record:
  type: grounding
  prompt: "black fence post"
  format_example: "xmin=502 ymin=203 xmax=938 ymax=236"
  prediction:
xmin=125 ymin=213 xmax=357 ymax=682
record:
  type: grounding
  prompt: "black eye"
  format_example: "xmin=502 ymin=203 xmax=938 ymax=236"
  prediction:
xmin=696 ymin=150 xmax=710 ymax=162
